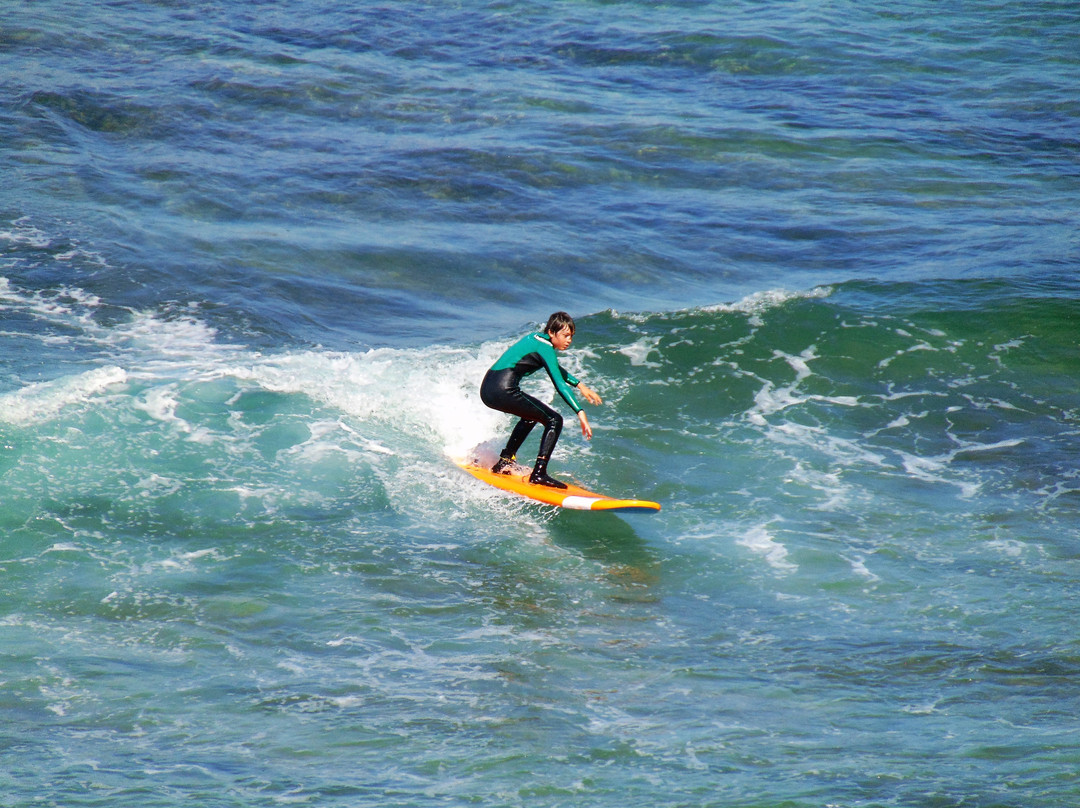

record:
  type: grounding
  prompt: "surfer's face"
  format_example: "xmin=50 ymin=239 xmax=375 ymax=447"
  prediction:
xmin=548 ymin=326 xmax=573 ymax=351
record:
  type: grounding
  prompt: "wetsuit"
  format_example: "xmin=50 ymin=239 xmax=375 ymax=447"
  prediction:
xmin=480 ymin=332 xmax=583 ymax=466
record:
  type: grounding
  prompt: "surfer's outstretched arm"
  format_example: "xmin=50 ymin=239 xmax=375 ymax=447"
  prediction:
xmin=574 ymin=383 xmax=600 ymax=440
xmin=576 ymin=382 xmax=602 ymax=406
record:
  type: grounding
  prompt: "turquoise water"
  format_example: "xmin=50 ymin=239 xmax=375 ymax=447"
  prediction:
xmin=3 ymin=2 xmax=1080 ymax=806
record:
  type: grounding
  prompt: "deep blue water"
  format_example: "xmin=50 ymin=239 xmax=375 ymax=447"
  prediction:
xmin=3 ymin=2 xmax=1080 ymax=806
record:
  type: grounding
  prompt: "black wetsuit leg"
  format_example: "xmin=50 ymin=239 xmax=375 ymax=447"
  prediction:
xmin=481 ymin=369 xmax=564 ymax=459
xmin=503 ymin=418 xmax=536 ymax=459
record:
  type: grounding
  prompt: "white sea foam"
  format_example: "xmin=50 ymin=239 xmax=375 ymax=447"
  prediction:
xmin=785 ymin=462 xmax=851 ymax=511
xmin=990 ymin=338 xmax=1025 ymax=365
xmin=0 ymin=305 xmax=513 ymax=533
xmin=0 ymin=276 xmax=104 ymax=331
xmin=0 ymin=366 xmax=127 ymax=425
xmin=133 ymin=384 xmax=187 ymax=428
xmin=985 ymin=538 xmax=1028 ymax=558
xmin=896 ymin=449 xmax=980 ymax=499
xmin=950 ymin=437 xmax=1024 ymax=458
xmin=893 ymin=436 xmax=1025 ymax=499
xmin=705 ymin=286 xmax=833 ymax=314
xmin=43 ymin=542 xmax=84 ymax=554
xmin=608 ymin=287 xmax=832 ymax=326
xmin=617 ymin=336 xmax=662 ymax=368
xmin=748 ymin=346 xmax=862 ymax=429
xmin=737 ymin=524 xmax=796 ymax=573
xmin=141 ymin=548 xmax=224 ymax=575
xmin=703 ymin=287 xmax=832 ymax=325
xmin=0 ymin=274 xmax=507 ymax=476
xmin=0 ymin=218 xmax=52 ymax=249
xmin=134 ymin=473 xmax=183 ymax=498
xmin=845 ymin=555 xmax=881 ymax=582
xmin=877 ymin=341 xmax=938 ymax=369
xmin=216 ymin=341 xmax=504 ymax=462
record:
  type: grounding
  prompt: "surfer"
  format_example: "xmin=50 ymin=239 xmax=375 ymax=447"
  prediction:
xmin=480 ymin=311 xmax=602 ymax=489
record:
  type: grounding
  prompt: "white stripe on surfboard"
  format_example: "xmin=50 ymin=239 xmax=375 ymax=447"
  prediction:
xmin=560 ymin=496 xmax=604 ymax=510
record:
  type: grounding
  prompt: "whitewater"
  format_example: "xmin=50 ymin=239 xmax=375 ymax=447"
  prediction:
xmin=3 ymin=1 xmax=1080 ymax=806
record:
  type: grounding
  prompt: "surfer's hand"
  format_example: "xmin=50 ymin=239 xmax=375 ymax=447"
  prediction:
xmin=578 ymin=411 xmax=593 ymax=440
xmin=578 ymin=383 xmax=602 ymax=406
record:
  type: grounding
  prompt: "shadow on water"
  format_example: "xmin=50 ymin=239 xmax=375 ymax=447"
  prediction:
xmin=545 ymin=510 xmax=662 ymax=598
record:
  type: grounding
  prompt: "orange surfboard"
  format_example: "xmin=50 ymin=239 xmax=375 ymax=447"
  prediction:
xmin=456 ymin=460 xmax=660 ymax=513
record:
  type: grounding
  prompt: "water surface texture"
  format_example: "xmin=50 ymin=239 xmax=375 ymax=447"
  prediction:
xmin=2 ymin=2 xmax=1079 ymax=806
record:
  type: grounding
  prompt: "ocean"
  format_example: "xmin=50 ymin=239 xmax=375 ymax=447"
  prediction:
xmin=2 ymin=1 xmax=1079 ymax=806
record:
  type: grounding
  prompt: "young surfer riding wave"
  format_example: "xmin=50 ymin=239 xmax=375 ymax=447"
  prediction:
xmin=480 ymin=311 xmax=602 ymax=489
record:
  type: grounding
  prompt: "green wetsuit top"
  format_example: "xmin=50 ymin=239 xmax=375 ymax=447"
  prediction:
xmin=489 ymin=332 xmax=583 ymax=413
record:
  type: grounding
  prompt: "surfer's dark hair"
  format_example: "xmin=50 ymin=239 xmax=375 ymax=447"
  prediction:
xmin=545 ymin=311 xmax=575 ymax=336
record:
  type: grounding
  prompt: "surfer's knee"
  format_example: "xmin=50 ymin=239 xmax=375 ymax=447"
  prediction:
xmin=547 ymin=410 xmax=563 ymax=432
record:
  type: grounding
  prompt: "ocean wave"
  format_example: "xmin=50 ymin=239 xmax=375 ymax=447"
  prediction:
xmin=0 ymin=365 xmax=127 ymax=425
xmin=4 ymin=2 xmax=1080 ymax=805
xmin=1 ymin=274 xmax=1078 ymax=559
